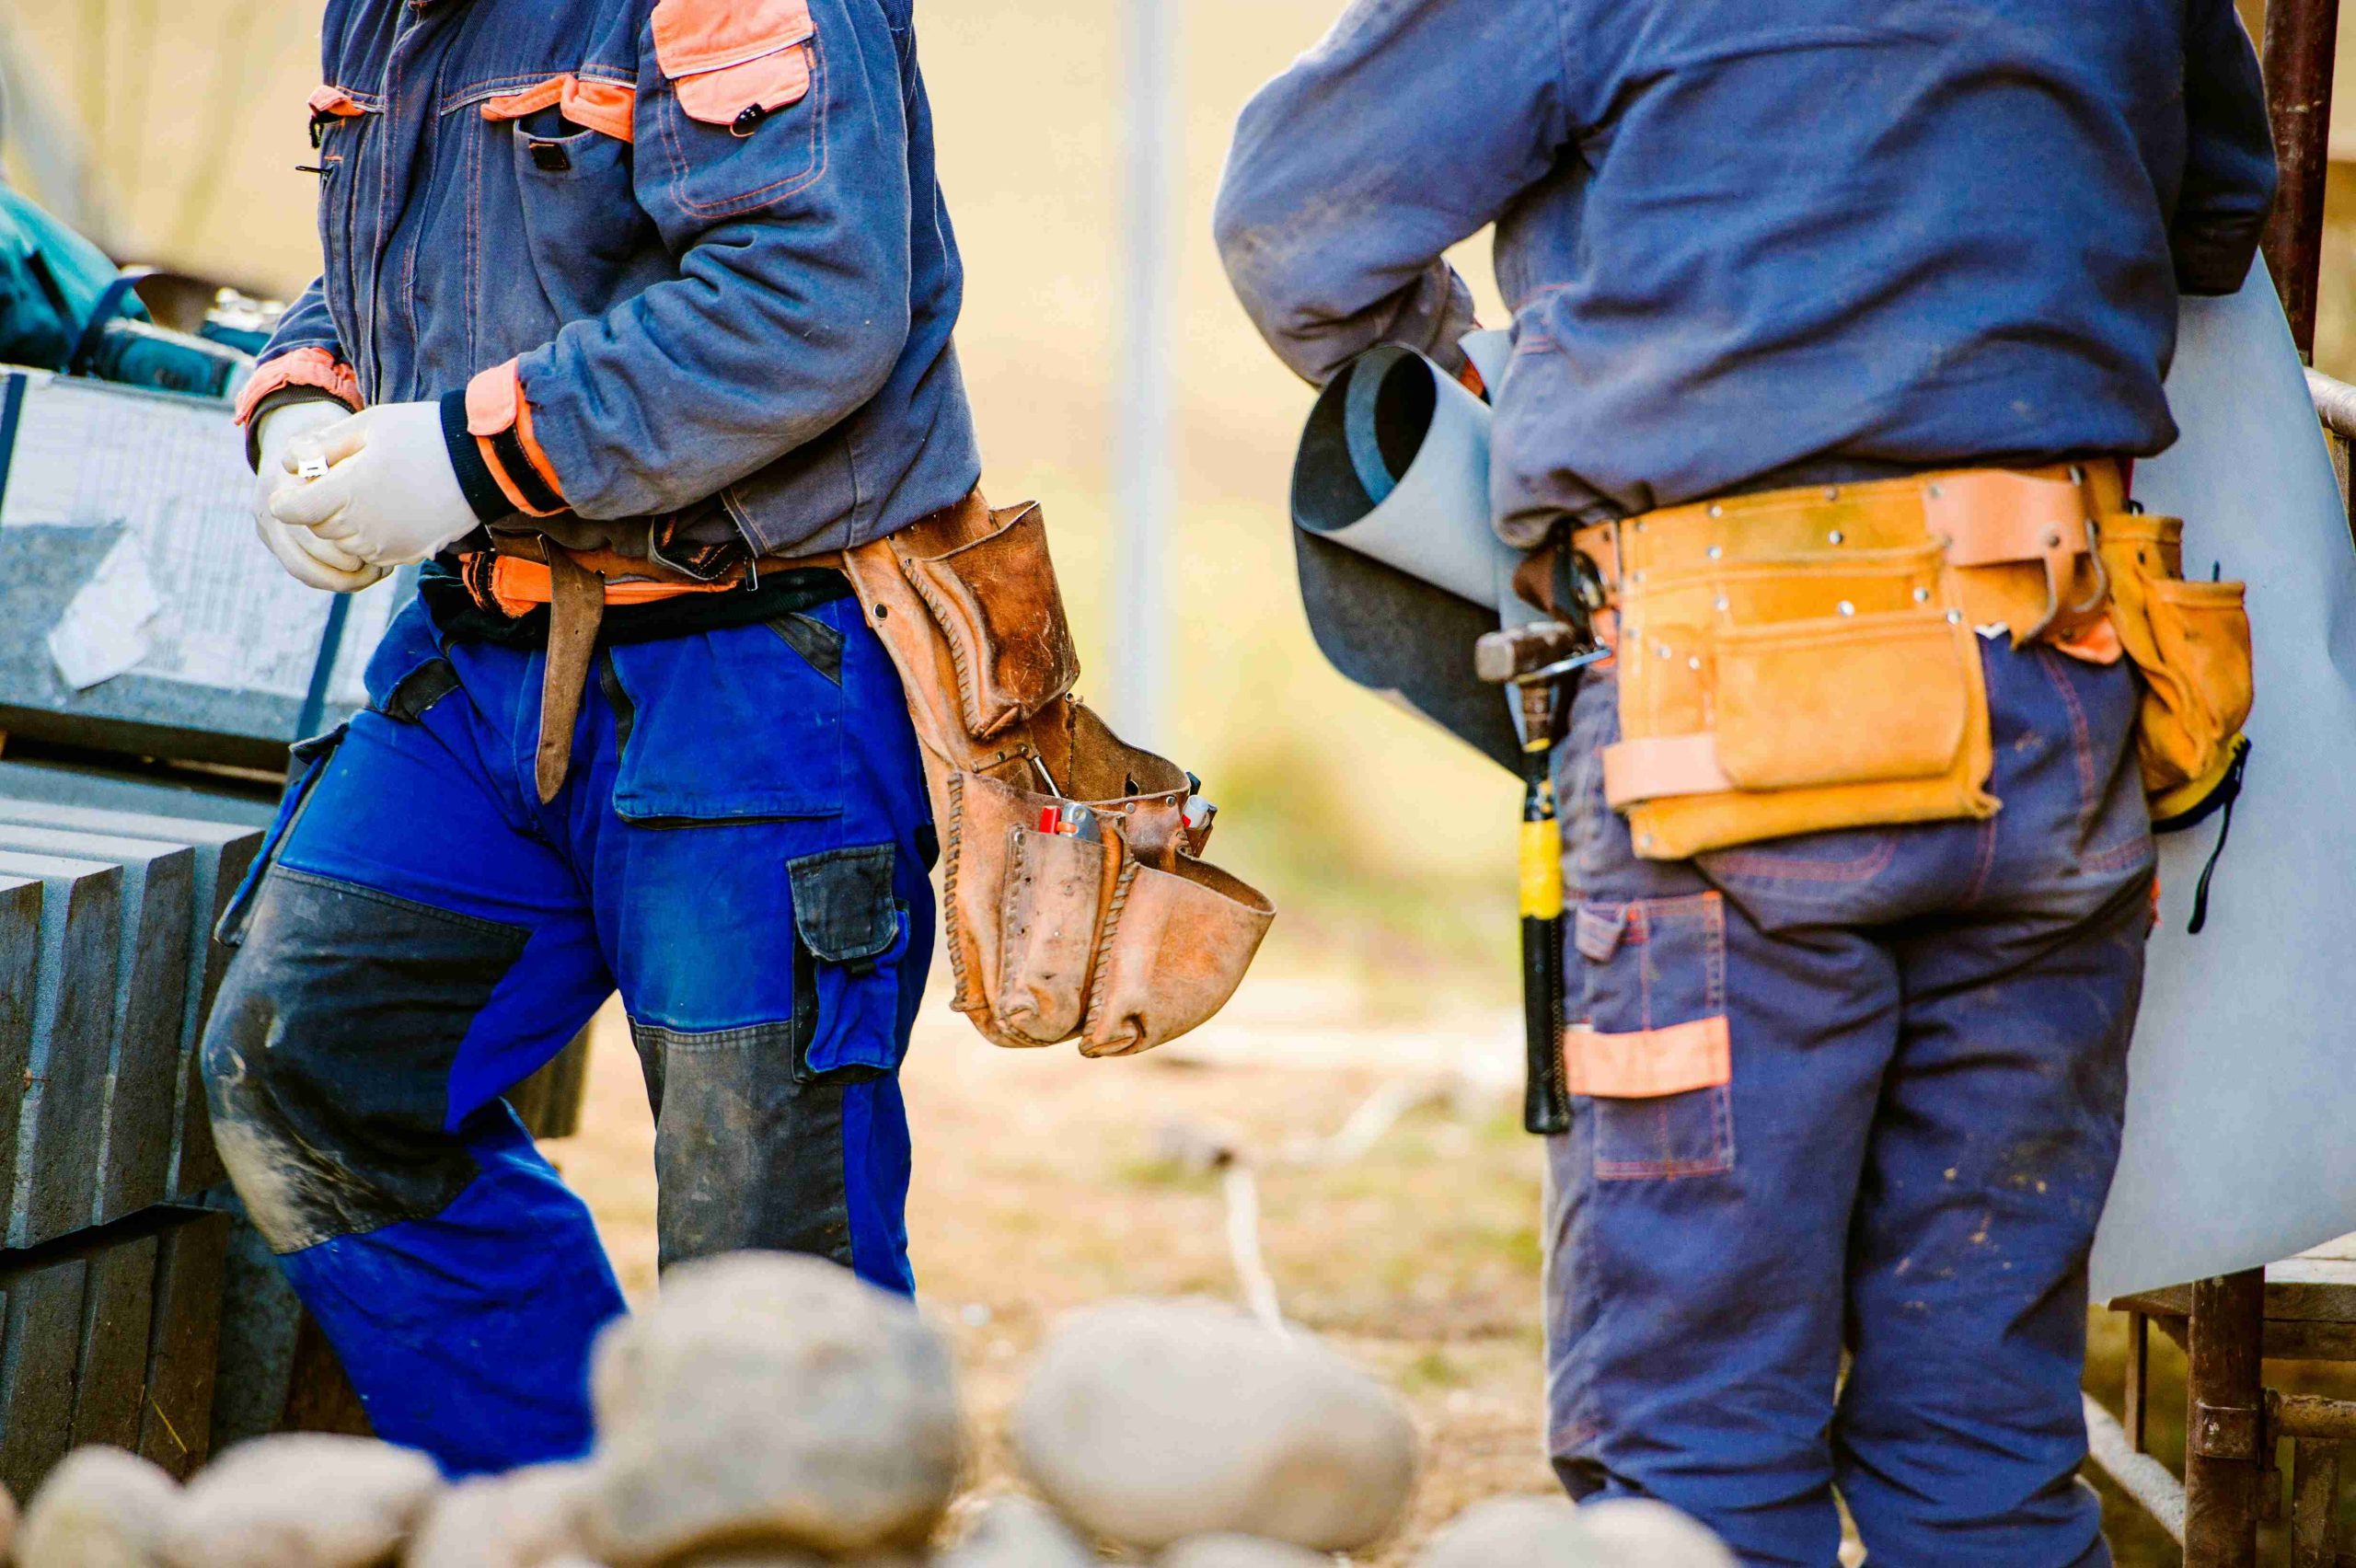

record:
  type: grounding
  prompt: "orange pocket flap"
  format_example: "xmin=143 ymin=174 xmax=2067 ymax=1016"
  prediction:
xmin=653 ymin=0 xmax=816 ymax=127
xmin=308 ymin=85 xmax=371 ymax=119
xmin=1564 ymin=1017 xmax=1731 ymax=1099
xmin=481 ymin=75 xmax=637 ymax=142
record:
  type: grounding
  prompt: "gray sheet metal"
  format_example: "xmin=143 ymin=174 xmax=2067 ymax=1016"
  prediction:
xmin=2087 ymin=262 xmax=2356 ymax=1299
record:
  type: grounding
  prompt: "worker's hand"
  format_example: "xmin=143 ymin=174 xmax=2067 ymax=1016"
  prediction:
xmin=271 ymin=401 xmax=480 ymax=569
xmin=251 ymin=398 xmax=387 ymax=594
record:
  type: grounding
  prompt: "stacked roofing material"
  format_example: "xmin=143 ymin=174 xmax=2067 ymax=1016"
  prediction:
xmin=0 ymin=762 xmax=277 ymax=1493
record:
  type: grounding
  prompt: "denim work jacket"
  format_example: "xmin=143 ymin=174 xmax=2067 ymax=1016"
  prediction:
xmin=241 ymin=0 xmax=979 ymax=559
xmin=1215 ymin=0 xmax=2278 ymax=542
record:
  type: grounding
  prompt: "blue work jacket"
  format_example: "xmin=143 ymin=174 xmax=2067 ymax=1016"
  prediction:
xmin=1215 ymin=0 xmax=2278 ymax=542
xmin=248 ymin=0 xmax=978 ymax=559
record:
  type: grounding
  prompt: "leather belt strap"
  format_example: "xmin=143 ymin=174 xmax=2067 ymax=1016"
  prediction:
xmin=537 ymin=551 xmax=606 ymax=804
xmin=1600 ymin=734 xmax=1733 ymax=810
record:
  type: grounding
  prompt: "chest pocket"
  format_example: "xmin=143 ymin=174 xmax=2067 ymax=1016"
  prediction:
xmin=307 ymin=86 xmax=378 ymax=346
xmin=478 ymin=75 xmax=658 ymax=334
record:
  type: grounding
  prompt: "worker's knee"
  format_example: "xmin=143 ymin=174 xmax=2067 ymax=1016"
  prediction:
xmin=202 ymin=866 xmax=530 ymax=1252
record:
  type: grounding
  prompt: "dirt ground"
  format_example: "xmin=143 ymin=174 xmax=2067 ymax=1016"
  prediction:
xmin=543 ymin=966 xmax=2253 ymax=1566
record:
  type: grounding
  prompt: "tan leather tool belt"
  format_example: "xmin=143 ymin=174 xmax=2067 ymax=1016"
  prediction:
xmin=839 ymin=492 xmax=1276 ymax=1055
xmin=1529 ymin=461 xmax=2250 ymax=860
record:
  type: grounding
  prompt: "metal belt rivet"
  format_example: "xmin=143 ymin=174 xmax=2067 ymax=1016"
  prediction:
xmin=1634 ymin=520 xmax=1648 ymax=534
xmin=1687 ymin=656 xmax=1702 ymax=671
xmin=1706 ymin=544 xmax=1724 ymax=559
xmin=1927 ymin=483 xmax=1944 ymax=501
xmin=2069 ymin=464 xmax=2086 ymax=484
xmin=1824 ymin=486 xmax=1842 ymax=501
xmin=1913 ymin=586 xmax=1931 ymax=604
xmin=1706 ymin=504 xmax=1724 ymax=519
xmin=1656 ymin=642 xmax=1673 ymax=660
xmin=1828 ymin=529 xmax=1845 ymax=545
xmin=1946 ymin=609 xmax=1963 ymax=624
xmin=2045 ymin=529 xmax=2063 ymax=548
xmin=1714 ymin=595 xmax=1730 ymax=612
xmin=1837 ymin=600 xmax=1855 ymax=617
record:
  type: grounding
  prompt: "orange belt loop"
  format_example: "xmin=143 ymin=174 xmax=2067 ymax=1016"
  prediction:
xmin=477 ymin=555 xmax=740 ymax=617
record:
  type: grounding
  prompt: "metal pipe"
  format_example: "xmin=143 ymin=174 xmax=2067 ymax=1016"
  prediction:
xmin=1113 ymin=0 xmax=1177 ymax=745
xmin=2085 ymin=1392 xmax=2189 ymax=1546
xmin=2260 ymin=0 xmax=2343 ymax=358
xmin=2308 ymin=368 xmax=2356 ymax=440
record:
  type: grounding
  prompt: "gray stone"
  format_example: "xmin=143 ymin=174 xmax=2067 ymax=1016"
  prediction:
xmin=0 ymin=876 xmax=40 ymax=1214
xmin=1411 ymin=1497 xmax=1588 ymax=1568
xmin=0 ymin=1252 xmax=90 ymax=1499
xmin=937 ymin=1495 xmax=1097 ymax=1568
xmin=1157 ymin=1534 xmax=1330 ymax=1568
xmin=1574 ymin=1500 xmax=1737 ymax=1567
xmin=405 ymin=1461 xmax=593 ymax=1568
xmin=583 ymin=1253 xmax=961 ymax=1565
xmin=140 ymin=1207 xmax=232 ymax=1479
xmin=0 ymin=792 xmax=269 ymax=1199
xmin=0 ymin=850 xmax=121 ymax=1246
xmin=164 ymin=1433 xmax=442 ymax=1568
xmin=18 ymin=1445 xmax=180 ymax=1568
xmin=1011 ymin=1299 xmax=1415 ymax=1552
xmin=69 ymin=1226 xmax=160 ymax=1451
xmin=0 ymin=824 xmax=194 ymax=1223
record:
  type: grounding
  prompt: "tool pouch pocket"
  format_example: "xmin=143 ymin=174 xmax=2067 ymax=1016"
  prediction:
xmin=1605 ymin=548 xmax=1997 ymax=860
xmin=2096 ymin=513 xmax=2254 ymax=824
xmin=851 ymin=496 xmax=1273 ymax=1055
xmin=896 ymin=502 xmax=1081 ymax=742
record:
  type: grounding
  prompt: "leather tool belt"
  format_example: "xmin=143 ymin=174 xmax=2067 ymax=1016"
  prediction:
xmin=465 ymin=493 xmax=1275 ymax=1055
xmin=842 ymin=493 xmax=1274 ymax=1055
xmin=1514 ymin=461 xmax=2252 ymax=860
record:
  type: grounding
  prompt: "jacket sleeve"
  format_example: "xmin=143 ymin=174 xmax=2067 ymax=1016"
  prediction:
xmin=2176 ymin=0 xmax=2278 ymax=296
xmin=453 ymin=0 xmax=912 ymax=525
xmin=1212 ymin=0 xmax=1574 ymax=386
xmin=233 ymin=277 xmax=363 ymax=466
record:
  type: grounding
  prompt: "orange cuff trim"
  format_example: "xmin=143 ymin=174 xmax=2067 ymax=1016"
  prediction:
xmin=1564 ymin=1017 xmax=1731 ymax=1100
xmin=481 ymin=74 xmax=637 ymax=144
xmin=1601 ymin=734 xmax=1733 ymax=809
xmin=466 ymin=360 xmax=568 ymax=517
xmin=234 ymin=347 xmax=362 ymax=427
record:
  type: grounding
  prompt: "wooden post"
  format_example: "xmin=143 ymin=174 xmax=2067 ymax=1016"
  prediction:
xmin=2126 ymin=1309 xmax=2151 ymax=1453
xmin=2292 ymin=1438 xmax=2341 ymax=1567
xmin=2260 ymin=0 xmax=2343 ymax=359
xmin=2186 ymin=1270 xmax=2269 ymax=1567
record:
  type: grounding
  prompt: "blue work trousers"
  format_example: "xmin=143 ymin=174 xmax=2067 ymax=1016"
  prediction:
xmin=201 ymin=593 xmax=935 ymax=1474
xmin=1546 ymin=636 xmax=2154 ymax=1567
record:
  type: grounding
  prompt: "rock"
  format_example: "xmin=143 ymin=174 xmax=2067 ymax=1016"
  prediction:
xmin=1576 ymin=1500 xmax=1736 ymax=1567
xmin=406 ymin=1461 xmax=593 ymax=1568
xmin=583 ymin=1252 xmax=962 ymax=1564
xmin=1157 ymin=1533 xmax=1330 ymax=1568
xmin=19 ymin=1447 xmax=180 ymax=1568
xmin=164 ymin=1434 xmax=442 ymax=1568
xmin=937 ymin=1495 xmax=1096 ymax=1568
xmin=1011 ymin=1299 xmax=1415 ymax=1551
xmin=1413 ymin=1496 xmax=1588 ymax=1567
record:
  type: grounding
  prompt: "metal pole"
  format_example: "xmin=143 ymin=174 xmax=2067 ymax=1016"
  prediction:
xmin=1114 ymin=0 xmax=1176 ymax=744
xmin=2260 ymin=0 xmax=2342 ymax=359
xmin=2184 ymin=1269 xmax=2268 ymax=1567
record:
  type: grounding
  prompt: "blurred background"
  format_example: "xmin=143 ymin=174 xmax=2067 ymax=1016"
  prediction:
xmin=3 ymin=2 xmax=2350 ymax=1560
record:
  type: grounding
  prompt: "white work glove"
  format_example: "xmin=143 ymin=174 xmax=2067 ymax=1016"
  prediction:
xmin=271 ymin=400 xmax=482 ymax=569
xmin=252 ymin=399 xmax=387 ymax=593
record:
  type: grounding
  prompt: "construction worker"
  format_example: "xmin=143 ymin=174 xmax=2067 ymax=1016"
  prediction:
xmin=205 ymin=0 xmax=967 ymax=1474
xmin=1217 ymin=6 xmax=2273 ymax=1565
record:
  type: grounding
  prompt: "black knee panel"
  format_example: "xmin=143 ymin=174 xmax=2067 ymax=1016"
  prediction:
xmin=202 ymin=869 xmax=529 ymax=1252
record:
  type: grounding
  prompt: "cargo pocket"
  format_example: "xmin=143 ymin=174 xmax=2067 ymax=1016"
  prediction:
xmin=788 ymin=845 xmax=909 ymax=1078
xmin=1567 ymin=893 xmax=1734 ymax=1180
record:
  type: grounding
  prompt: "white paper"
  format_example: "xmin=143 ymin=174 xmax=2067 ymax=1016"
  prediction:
xmin=1 ymin=373 xmax=389 ymax=701
xmin=46 ymin=534 xmax=161 ymax=691
xmin=2086 ymin=263 xmax=2356 ymax=1299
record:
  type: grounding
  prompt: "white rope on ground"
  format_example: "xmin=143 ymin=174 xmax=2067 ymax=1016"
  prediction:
xmin=1222 ymin=1164 xmax=1288 ymax=1335
xmin=2080 ymin=1391 xmax=2186 ymax=1546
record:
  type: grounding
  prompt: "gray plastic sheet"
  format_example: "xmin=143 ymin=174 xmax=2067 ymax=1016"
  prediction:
xmin=2087 ymin=264 xmax=2356 ymax=1299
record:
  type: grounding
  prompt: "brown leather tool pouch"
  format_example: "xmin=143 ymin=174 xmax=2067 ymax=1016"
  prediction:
xmin=845 ymin=494 xmax=1274 ymax=1055
xmin=2096 ymin=512 xmax=2254 ymax=820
